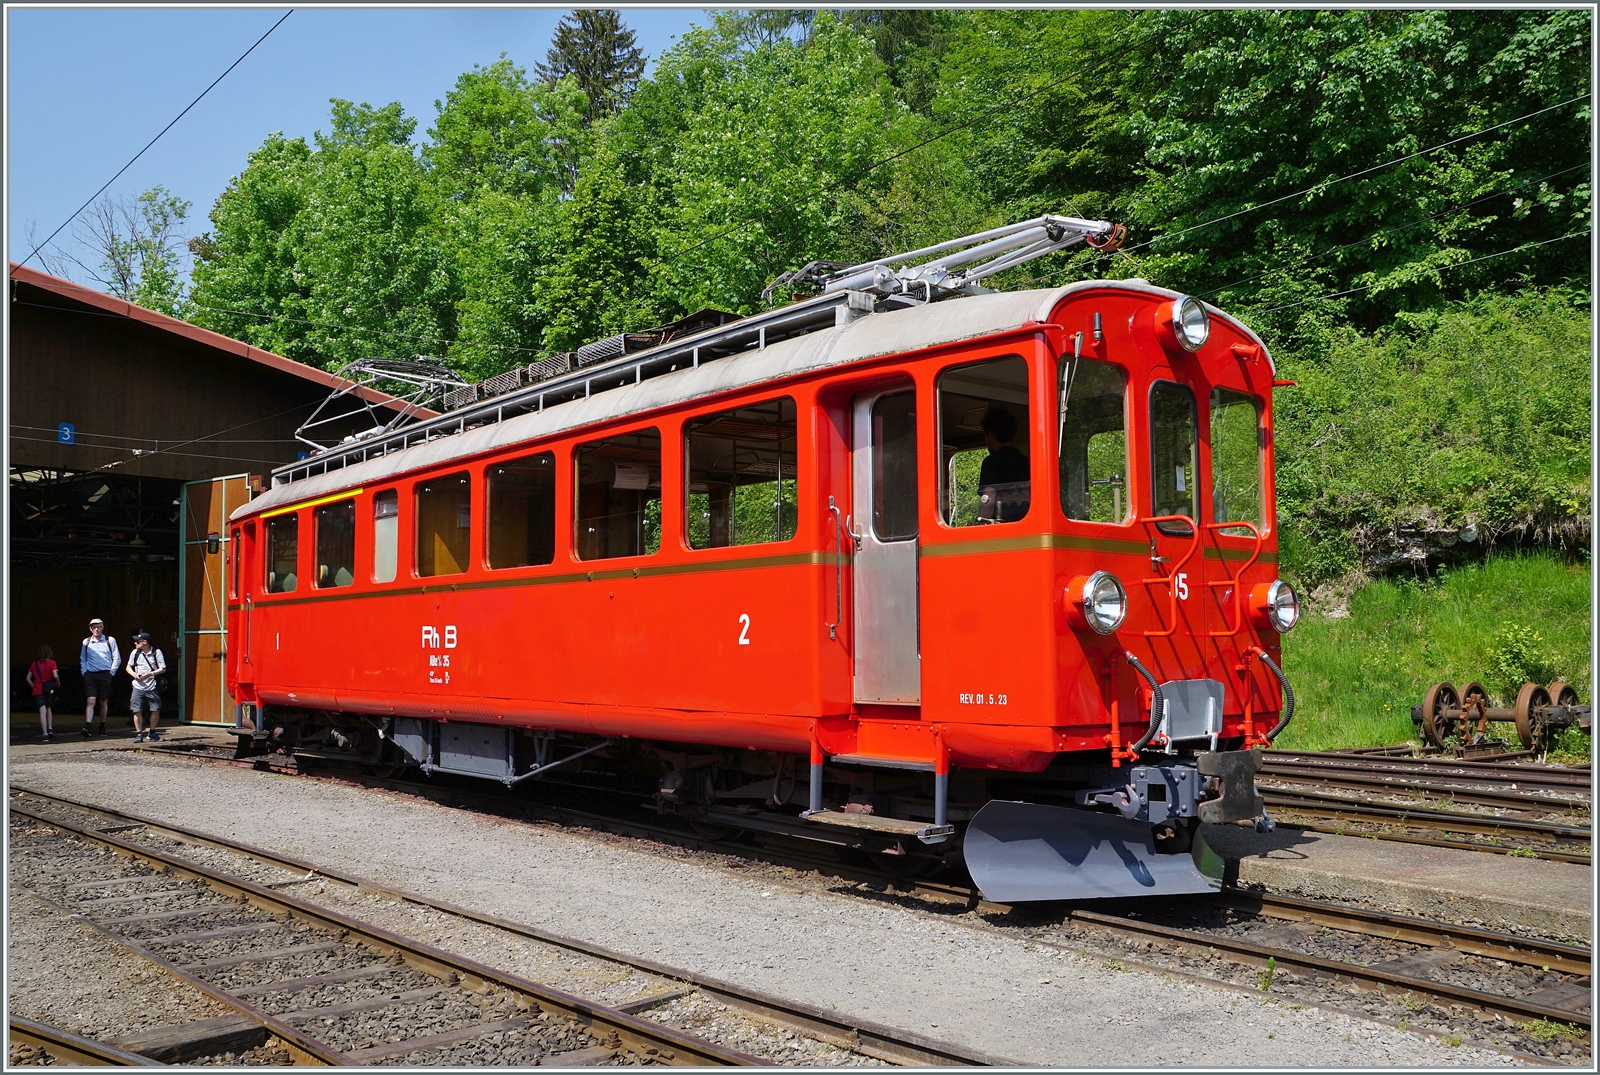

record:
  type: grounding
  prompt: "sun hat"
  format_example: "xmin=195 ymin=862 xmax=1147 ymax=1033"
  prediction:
xmin=89 ymin=618 xmax=104 ymax=626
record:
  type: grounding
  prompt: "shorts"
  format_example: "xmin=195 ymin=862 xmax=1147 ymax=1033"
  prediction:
xmin=83 ymin=670 xmax=113 ymax=701
xmin=131 ymin=688 xmax=161 ymax=714
xmin=31 ymin=695 xmax=49 ymax=708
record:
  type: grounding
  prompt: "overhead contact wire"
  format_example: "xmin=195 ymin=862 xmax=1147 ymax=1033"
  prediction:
xmin=14 ymin=10 xmax=294 ymax=273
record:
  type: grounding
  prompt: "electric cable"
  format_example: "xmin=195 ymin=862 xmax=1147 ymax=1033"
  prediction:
xmin=1255 ymin=227 xmax=1589 ymax=313
xmin=1117 ymin=93 xmax=1587 ymax=256
xmin=1194 ymin=162 xmax=1588 ymax=300
xmin=14 ymin=10 xmax=294 ymax=273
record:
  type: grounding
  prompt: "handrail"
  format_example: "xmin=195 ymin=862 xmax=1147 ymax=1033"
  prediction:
xmin=1203 ymin=520 xmax=1264 ymax=637
xmin=1138 ymin=514 xmax=1201 ymax=637
xmin=826 ymin=496 xmax=845 ymax=640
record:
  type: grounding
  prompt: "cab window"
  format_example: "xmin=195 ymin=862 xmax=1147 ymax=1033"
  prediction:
xmin=1058 ymin=358 xmax=1128 ymax=522
xmin=938 ymin=355 xmax=1030 ymax=526
xmin=1210 ymin=388 xmax=1263 ymax=534
xmin=686 ymin=398 xmax=797 ymax=549
xmin=488 ymin=453 xmax=557 ymax=568
xmin=265 ymin=514 xmax=298 ymax=593
xmin=1150 ymin=381 xmax=1198 ymax=528
xmin=315 ymin=499 xmax=356 ymax=588
xmin=416 ymin=472 xmax=471 ymax=577
xmin=372 ymin=491 xmax=398 ymax=583
xmin=229 ymin=528 xmax=241 ymax=599
xmin=576 ymin=429 xmax=661 ymax=560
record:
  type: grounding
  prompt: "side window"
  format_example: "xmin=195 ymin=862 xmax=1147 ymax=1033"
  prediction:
xmin=417 ymin=473 xmax=472 ymax=577
xmin=576 ymin=429 xmax=661 ymax=560
xmin=938 ymin=355 xmax=1031 ymax=526
xmin=1210 ymin=388 xmax=1263 ymax=533
xmin=372 ymin=491 xmax=398 ymax=583
xmin=489 ymin=453 xmax=557 ymax=568
xmin=1059 ymin=359 xmax=1129 ymax=522
xmin=686 ymin=398 xmax=798 ymax=549
xmin=315 ymin=499 xmax=356 ymax=588
xmin=265 ymin=513 xmax=298 ymax=593
xmin=872 ymin=391 xmax=918 ymax=539
xmin=1150 ymin=381 xmax=1198 ymax=527
xmin=229 ymin=528 xmax=241 ymax=599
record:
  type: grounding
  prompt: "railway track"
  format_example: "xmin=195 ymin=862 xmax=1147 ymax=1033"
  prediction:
xmin=12 ymin=780 xmax=1590 ymax=1063
xmin=1262 ymin=750 xmax=1593 ymax=795
xmin=7 ymin=788 xmax=1013 ymax=1067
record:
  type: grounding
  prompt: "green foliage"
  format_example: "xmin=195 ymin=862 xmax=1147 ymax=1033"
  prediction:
xmin=1486 ymin=624 xmax=1558 ymax=701
xmin=1274 ymin=552 xmax=1590 ymax=751
xmin=532 ymin=9 xmax=646 ymax=122
xmin=76 ymin=186 xmax=192 ymax=316
xmin=1271 ymin=289 xmax=1591 ymax=586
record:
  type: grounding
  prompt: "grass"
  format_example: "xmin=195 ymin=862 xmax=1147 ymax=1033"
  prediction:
xmin=1275 ymin=551 xmax=1591 ymax=752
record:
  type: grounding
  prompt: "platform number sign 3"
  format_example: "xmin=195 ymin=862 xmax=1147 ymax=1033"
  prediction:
xmin=738 ymin=614 xmax=751 ymax=645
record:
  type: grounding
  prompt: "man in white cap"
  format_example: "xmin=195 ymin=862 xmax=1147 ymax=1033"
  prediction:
xmin=80 ymin=618 xmax=119 ymax=737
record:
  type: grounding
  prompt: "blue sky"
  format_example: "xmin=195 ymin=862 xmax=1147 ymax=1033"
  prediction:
xmin=6 ymin=6 xmax=715 ymax=278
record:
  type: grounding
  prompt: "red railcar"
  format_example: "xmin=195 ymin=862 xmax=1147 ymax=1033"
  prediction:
xmin=227 ymin=219 xmax=1298 ymax=900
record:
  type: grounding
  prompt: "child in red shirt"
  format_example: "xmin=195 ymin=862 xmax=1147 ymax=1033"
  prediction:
xmin=26 ymin=645 xmax=60 ymax=742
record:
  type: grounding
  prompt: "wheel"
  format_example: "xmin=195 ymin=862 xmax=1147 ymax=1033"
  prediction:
xmin=1514 ymin=683 xmax=1551 ymax=750
xmin=1459 ymin=681 xmax=1490 ymax=740
xmin=1420 ymin=682 xmax=1458 ymax=748
xmin=1547 ymin=681 xmax=1580 ymax=709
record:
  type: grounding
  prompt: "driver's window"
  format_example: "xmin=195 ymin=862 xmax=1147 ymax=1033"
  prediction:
xmin=1149 ymin=381 xmax=1198 ymax=527
xmin=938 ymin=355 xmax=1031 ymax=526
xmin=1058 ymin=358 xmax=1129 ymax=522
xmin=1209 ymin=388 xmax=1263 ymax=534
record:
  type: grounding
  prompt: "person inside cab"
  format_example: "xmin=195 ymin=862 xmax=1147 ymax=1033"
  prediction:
xmin=978 ymin=406 xmax=1030 ymax=522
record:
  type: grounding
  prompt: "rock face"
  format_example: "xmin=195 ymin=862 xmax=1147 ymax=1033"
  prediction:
xmin=1352 ymin=515 xmax=1588 ymax=578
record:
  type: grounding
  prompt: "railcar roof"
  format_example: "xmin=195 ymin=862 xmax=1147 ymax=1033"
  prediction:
xmin=237 ymin=281 xmax=1268 ymax=521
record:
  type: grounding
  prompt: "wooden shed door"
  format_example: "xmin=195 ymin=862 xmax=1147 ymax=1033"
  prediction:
xmin=180 ymin=474 xmax=249 ymax=724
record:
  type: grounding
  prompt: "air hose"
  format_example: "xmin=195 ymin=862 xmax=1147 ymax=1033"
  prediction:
xmin=1259 ymin=650 xmax=1296 ymax=742
xmin=1123 ymin=652 xmax=1164 ymax=754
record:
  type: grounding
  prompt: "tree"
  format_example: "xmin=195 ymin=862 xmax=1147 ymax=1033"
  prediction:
xmin=533 ymin=9 xmax=646 ymax=122
xmin=64 ymin=186 xmax=192 ymax=316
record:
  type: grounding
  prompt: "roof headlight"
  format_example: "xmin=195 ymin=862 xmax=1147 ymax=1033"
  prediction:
xmin=1251 ymin=579 xmax=1299 ymax=633
xmin=1173 ymin=295 xmax=1211 ymax=351
xmin=1067 ymin=571 xmax=1127 ymax=635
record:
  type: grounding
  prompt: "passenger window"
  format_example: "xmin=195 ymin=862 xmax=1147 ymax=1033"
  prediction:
xmin=372 ymin=491 xmax=398 ymax=583
xmin=489 ymin=453 xmax=557 ymax=568
xmin=576 ymin=429 xmax=661 ymax=560
xmin=416 ymin=472 xmax=471 ymax=577
xmin=938 ymin=356 xmax=1030 ymax=526
xmin=265 ymin=513 xmax=298 ymax=593
xmin=686 ymin=398 xmax=798 ymax=549
xmin=1210 ymin=388 xmax=1263 ymax=533
xmin=1150 ymin=381 xmax=1198 ymax=528
xmin=315 ymin=499 xmax=356 ymax=588
xmin=1058 ymin=359 xmax=1129 ymax=522
xmin=872 ymin=391 xmax=918 ymax=540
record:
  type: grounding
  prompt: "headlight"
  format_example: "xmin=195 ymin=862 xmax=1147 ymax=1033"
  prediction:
xmin=1251 ymin=579 xmax=1299 ymax=633
xmin=1067 ymin=571 xmax=1127 ymax=635
xmin=1173 ymin=295 xmax=1210 ymax=351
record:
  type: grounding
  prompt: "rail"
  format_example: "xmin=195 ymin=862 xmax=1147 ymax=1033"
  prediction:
xmin=1138 ymin=514 xmax=1201 ymax=637
xmin=1203 ymin=520 xmax=1263 ymax=638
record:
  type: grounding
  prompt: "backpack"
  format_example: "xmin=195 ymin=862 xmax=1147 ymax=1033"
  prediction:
xmin=133 ymin=648 xmax=169 ymax=692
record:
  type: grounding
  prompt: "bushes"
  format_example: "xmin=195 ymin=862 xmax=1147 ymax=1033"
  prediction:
xmin=1269 ymin=289 xmax=1592 ymax=588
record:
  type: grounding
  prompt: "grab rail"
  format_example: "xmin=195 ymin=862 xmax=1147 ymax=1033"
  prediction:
xmin=826 ymin=496 xmax=845 ymax=640
xmin=1139 ymin=514 xmax=1201 ymax=638
xmin=1204 ymin=520 xmax=1264 ymax=638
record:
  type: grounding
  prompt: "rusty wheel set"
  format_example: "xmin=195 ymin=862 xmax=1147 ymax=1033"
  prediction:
xmin=1414 ymin=680 xmax=1589 ymax=751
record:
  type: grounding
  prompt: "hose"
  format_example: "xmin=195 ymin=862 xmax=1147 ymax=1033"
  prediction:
xmin=1259 ymin=650 xmax=1296 ymax=742
xmin=1123 ymin=652 xmax=1164 ymax=754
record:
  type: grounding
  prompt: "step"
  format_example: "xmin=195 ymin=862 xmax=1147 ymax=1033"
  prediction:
xmin=826 ymin=754 xmax=936 ymax=771
xmin=802 ymin=809 xmax=954 ymax=843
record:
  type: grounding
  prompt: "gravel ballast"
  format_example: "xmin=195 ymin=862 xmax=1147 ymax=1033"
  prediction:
xmin=9 ymin=749 xmax=1528 ymax=1067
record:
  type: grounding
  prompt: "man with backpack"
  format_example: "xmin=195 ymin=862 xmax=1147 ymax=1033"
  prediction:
xmin=80 ymin=618 xmax=119 ymax=737
xmin=126 ymin=630 xmax=167 ymax=743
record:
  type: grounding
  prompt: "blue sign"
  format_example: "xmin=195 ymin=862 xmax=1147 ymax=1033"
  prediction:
xmin=296 ymin=451 xmax=309 ymax=460
xmin=57 ymin=423 xmax=75 ymax=444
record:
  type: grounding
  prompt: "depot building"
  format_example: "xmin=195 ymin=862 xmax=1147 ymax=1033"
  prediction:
xmin=7 ymin=264 xmax=425 ymax=723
